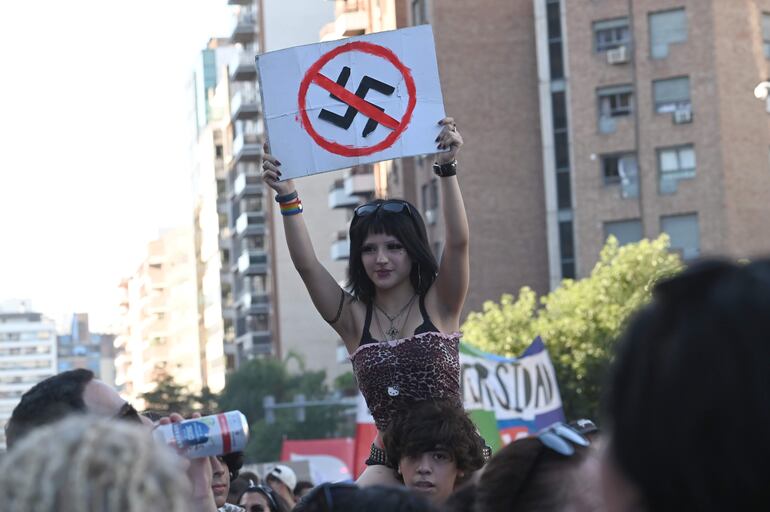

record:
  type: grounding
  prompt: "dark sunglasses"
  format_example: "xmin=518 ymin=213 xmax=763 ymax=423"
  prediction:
xmin=299 ymin=482 xmax=358 ymax=512
xmin=114 ymin=402 xmax=143 ymax=424
xmin=243 ymin=482 xmax=280 ymax=512
xmin=537 ymin=419 xmax=598 ymax=456
xmin=353 ymin=200 xmax=416 ymax=221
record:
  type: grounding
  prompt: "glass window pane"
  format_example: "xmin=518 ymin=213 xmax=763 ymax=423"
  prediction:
xmin=549 ymin=41 xmax=564 ymax=79
xmin=554 ymin=132 xmax=570 ymax=169
xmin=649 ymin=9 xmax=688 ymax=59
xmin=552 ymin=92 xmax=567 ymax=130
xmin=547 ymin=1 xmax=561 ymax=38
xmin=604 ymin=219 xmax=643 ymax=246
xmin=653 ymin=77 xmax=690 ymax=109
xmin=557 ymin=171 xmax=572 ymax=209
xmin=661 ymin=214 xmax=700 ymax=260
xmin=660 ymin=150 xmax=679 ymax=171
xmin=679 ymin=147 xmax=696 ymax=169
xmin=559 ymin=220 xmax=574 ymax=259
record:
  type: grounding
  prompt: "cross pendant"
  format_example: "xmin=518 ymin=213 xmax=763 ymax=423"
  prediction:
xmin=386 ymin=326 xmax=399 ymax=339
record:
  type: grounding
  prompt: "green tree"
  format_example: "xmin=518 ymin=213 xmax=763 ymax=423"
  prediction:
xmin=462 ymin=235 xmax=683 ymax=419
xmin=139 ymin=370 xmax=197 ymax=417
xmin=218 ymin=356 xmax=355 ymax=462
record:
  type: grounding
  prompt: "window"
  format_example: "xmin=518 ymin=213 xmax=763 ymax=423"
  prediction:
xmin=559 ymin=220 xmax=575 ymax=279
xmin=547 ymin=0 xmax=564 ymax=79
xmin=411 ymin=0 xmax=428 ymax=25
xmin=763 ymin=13 xmax=770 ymax=58
xmin=658 ymin=145 xmax=696 ymax=194
xmin=598 ymin=85 xmax=633 ymax=133
xmin=653 ymin=77 xmax=690 ymax=113
xmin=604 ymin=219 xmax=643 ymax=246
xmin=661 ymin=213 xmax=699 ymax=260
xmin=601 ymin=153 xmax=639 ymax=198
xmin=594 ymin=18 xmax=631 ymax=52
xmin=421 ymin=179 xmax=439 ymax=212
xmin=649 ymin=9 xmax=687 ymax=59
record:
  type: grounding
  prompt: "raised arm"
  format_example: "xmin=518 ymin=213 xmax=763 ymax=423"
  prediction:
xmin=431 ymin=118 xmax=470 ymax=323
xmin=261 ymin=148 xmax=358 ymax=346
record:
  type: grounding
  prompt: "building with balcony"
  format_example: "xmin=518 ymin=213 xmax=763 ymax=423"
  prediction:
xmin=0 ymin=300 xmax=57 ymax=451
xmin=324 ymin=0 xmax=770 ymax=317
xmin=115 ymin=227 xmax=206 ymax=407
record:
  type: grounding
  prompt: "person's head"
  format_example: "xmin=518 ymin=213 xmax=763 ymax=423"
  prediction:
xmin=347 ymin=199 xmax=437 ymax=302
xmin=475 ymin=422 xmax=601 ymax=512
xmin=210 ymin=452 xmax=243 ymax=508
xmin=265 ymin=464 xmax=297 ymax=507
xmin=294 ymin=480 xmax=314 ymax=500
xmin=238 ymin=482 xmax=291 ymax=512
xmin=229 ymin=471 xmax=261 ymax=504
xmin=5 ymin=368 xmax=149 ymax=448
xmin=295 ymin=483 xmax=438 ymax=512
xmin=383 ymin=400 xmax=485 ymax=504
xmin=602 ymin=259 xmax=770 ymax=512
xmin=0 ymin=415 xmax=191 ymax=512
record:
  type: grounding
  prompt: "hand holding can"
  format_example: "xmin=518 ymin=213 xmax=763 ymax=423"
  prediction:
xmin=153 ymin=410 xmax=249 ymax=459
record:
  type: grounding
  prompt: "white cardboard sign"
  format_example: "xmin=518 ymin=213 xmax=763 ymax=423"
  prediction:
xmin=256 ymin=25 xmax=446 ymax=179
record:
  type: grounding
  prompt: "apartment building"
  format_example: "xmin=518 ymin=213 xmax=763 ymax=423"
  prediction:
xmin=559 ymin=0 xmax=770 ymax=277
xmin=0 ymin=301 xmax=57 ymax=451
xmin=114 ymin=227 xmax=205 ymax=406
xmin=322 ymin=0 xmax=770 ymax=314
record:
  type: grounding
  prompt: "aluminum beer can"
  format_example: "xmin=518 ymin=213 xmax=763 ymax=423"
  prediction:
xmin=153 ymin=410 xmax=249 ymax=458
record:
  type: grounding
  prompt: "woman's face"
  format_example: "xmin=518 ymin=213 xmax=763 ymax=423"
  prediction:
xmin=240 ymin=491 xmax=272 ymax=512
xmin=360 ymin=232 xmax=413 ymax=291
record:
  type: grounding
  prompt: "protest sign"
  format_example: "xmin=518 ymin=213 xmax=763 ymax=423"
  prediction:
xmin=461 ymin=337 xmax=565 ymax=451
xmin=257 ymin=25 xmax=446 ymax=179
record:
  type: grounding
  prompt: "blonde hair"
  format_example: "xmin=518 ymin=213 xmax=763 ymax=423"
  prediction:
xmin=0 ymin=415 xmax=191 ymax=512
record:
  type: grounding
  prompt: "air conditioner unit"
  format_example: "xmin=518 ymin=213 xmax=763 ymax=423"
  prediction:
xmin=673 ymin=108 xmax=692 ymax=124
xmin=606 ymin=46 xmax=629 ymax=65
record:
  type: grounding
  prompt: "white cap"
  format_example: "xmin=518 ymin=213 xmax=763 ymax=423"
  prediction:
xmin=267 ymin=464 xmax=297 ymax=492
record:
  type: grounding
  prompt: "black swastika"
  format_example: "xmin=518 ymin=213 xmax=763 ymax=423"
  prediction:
xmin=318 ymin=66 xmax=396 ymax=137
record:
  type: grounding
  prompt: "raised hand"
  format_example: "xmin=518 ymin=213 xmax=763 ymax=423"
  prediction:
xmin=435 ymin=117 xmax=463 ymax=164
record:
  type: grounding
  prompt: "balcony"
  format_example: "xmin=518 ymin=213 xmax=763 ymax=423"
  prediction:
xmin=235 ymin=211 xmax=266 ymax=237
xmin=335 ymin=9 xmax=367 ymax=37
xmin=237 ymin=250 xmax=268 ymax=275
xmin=232 ymin=132 xmax=261 ymax=164
xmin=239 ymin=292 xmax=269 ymax=313
xmin=235 ymin=332 xmax=273 ymax=357
xmin=328 ymin=181 xmax=360 ymax=209
xmin=344 ymin=167 xmax=375 ymax=196
xmin=331 ymin=231 xmax=349 ymax=261
xmin=229 ymin=52 xmax=257 ymax=82
xmin=230 ymin=13 xmax=258 ymax=45
xmin=231 ymin=89 xmax=260 ymax=121
xmin=234 ymin=172 xmax=263 ymax=198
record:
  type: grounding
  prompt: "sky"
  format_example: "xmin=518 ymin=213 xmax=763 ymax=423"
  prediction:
xmin=0 ymin=1 xmax=232 ymax=331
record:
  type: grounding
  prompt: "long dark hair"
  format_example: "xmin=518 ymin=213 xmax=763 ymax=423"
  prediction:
xmin=347 ymin=199 xmax=438 ymax=304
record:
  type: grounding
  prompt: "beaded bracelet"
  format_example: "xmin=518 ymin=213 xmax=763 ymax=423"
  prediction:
xmin=279 ymin=197 xmax=303 ymax=216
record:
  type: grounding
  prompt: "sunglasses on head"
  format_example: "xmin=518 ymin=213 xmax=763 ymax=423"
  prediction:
xmin=244 ymin=481 xmax=279 ymax=512
xmin=536 ymin=419 xmax=598 ymax=456
xmin=353 ymin=200 xmax=415 ymax=221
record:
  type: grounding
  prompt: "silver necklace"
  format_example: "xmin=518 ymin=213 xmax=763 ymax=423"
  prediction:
xmin=374 ymin=296 xmax=417 ymax=397
xmin=374 ymin=295 xmax=416 ymax=340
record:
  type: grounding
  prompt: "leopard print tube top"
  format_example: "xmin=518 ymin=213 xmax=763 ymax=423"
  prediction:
xmin=350 ymin=331 xmax=462 ymax=431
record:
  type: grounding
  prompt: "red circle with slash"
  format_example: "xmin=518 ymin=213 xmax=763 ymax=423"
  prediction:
xmin=297 ymin=41 xmax=417 ymax=157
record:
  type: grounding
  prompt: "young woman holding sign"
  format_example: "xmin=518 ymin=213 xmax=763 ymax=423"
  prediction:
xmin=261 ymin=117 xmax=480 ymax=486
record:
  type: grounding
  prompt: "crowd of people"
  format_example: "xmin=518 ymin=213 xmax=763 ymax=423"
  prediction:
xmin=2 ymin=119 xmax=768 ymax=511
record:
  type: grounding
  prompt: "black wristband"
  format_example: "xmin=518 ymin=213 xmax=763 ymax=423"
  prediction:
xmin=432 ymin=160 xmax=457 ymax=177
xmin=275 ymin=190 xmax=298 ymax=203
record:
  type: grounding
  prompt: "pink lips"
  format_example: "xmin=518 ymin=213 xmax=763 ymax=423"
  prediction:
xmin=413 ymin=481 xmax=435 ymax=489
xmin=375 ymin=270 xmax=391 ymax=278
